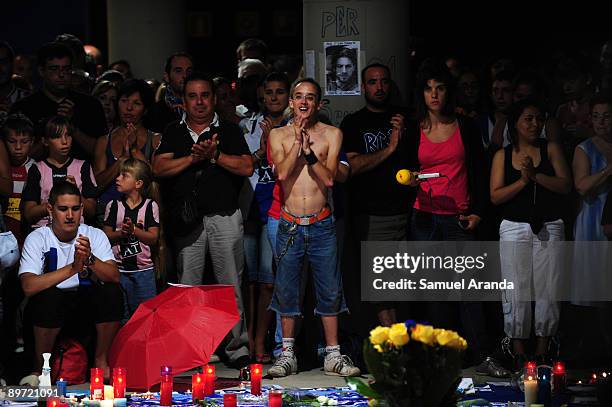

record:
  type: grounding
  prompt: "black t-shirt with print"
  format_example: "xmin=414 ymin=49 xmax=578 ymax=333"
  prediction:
xmin=340 ymin=106 xmax=415 ymax=216
xmin=11 ymin=90 xmax=107 ymax=161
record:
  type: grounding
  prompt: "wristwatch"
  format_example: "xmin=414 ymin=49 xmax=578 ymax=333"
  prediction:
xmin=210 ymin=149 xmax=221 ymax=164
xmin=84 ymin=253 xmax=96 ymax=268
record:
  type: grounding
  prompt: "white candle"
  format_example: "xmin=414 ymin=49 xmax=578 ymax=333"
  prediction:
xmin=104 ymin=385 xmax=115 ymax=400
xmin=524 ymin=376 xmax=538 ymax=407
xmin=100 ymin=400 xmax=113 ymax=407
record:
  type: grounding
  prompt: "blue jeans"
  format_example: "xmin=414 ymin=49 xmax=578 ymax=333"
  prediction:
xmin=410 ymin=210 xmax=474 ymax=241
xmin=120 ymin=268 xmax=156 ymax=322
xmin=266 ymin=216 xmax=279 ymax=258
xmin=270 ymin=216 xmax=347 ymax=316
xmin=244 ymin=224 xmax=274 ymax=284
xmin=266 ymin=216 xmax=283 ymax=356
xmin=410 ymin=210 xmax=489 ymax=361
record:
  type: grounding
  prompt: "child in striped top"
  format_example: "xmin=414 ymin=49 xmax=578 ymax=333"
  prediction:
xmin=103 ymin=158 xmax=159 ymax=321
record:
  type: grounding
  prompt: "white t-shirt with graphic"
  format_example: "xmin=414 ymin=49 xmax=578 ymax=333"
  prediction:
xmin=19 ymin=224 xmax=114 ymax=289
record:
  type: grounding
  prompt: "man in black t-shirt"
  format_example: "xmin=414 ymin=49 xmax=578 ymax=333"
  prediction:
xmin=11 ymin=42 xmax=106 ymax=161
xmin=153 ymin=72 xmax=253 ymax=369
xmin=143 ymin=52 xmax=194 ymax=133
xmin=340 ymin=63 xmax=414 ymax=326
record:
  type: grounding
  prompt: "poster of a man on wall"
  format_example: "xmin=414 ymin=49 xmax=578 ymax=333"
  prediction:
xmin=324 ymin=41 xmax=360 ymax=95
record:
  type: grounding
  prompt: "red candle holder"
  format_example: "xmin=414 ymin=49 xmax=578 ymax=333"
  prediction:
xmin=204 ymin=365 xmax=216 ymax=396
xmin=552 ymin=361 xmax=566 ymax=393
xmin=90 ymin=368 xmax=104 ymax=400
xmin=113 ymin=367 xmax=127 ymax=398
xmin=524 ymin=361 xmax=537 ymax=378
xmin=224 ymin=393 xmax=237 ymax=407
xmin=250 ymin=364 xmax=262 ymax=396
xmin=268 ymin=390 xmax=282 ymax=407
xmin=192 ymin=372 xmax=204 ymax=401
xmin=46 ymin=397 xmax=61 ymax=407
xmin=160 ymin=366 xmax=173 ymax=406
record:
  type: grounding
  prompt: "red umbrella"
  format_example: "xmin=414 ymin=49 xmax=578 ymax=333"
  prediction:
xmin=108 ymin=284 xmax=239 ymax=390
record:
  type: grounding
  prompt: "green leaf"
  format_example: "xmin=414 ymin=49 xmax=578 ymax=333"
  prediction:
xmin=344 ymin=377 xmax=383 ymax=400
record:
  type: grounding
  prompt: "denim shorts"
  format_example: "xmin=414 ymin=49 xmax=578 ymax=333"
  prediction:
xmin=269 ymin=216 xmax=348 ymax=316
xmin=120 ymin=267 xmax=156 ymax=321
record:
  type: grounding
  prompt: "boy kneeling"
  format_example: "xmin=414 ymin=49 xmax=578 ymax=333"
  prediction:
xmin=19 ymin=181 xmax=123 ymax=384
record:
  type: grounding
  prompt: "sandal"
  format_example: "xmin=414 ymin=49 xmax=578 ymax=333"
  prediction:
xmin=255 ymin=353 xmax=272 ymax=364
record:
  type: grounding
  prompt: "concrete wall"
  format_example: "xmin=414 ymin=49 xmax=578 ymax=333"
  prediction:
xmin=107 ymin=0 xmax=186 ymax=80
xmin=303 ymin=0 xmax=410 ymax=126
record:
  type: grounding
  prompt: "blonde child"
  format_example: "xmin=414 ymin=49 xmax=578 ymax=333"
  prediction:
xmin=103 ymin=158 xmax=159 ymax=319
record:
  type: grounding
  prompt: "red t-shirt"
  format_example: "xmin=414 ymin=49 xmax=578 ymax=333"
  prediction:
xmin=413 ymin=126 xmax=469 ymax=215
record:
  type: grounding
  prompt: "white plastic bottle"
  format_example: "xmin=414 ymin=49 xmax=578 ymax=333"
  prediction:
xmin=39 ymin=352 xmax=52 ymax=387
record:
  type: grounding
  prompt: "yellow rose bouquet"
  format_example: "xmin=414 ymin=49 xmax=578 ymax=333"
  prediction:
xmin=347 ymin=320 xmax=467 ymax=407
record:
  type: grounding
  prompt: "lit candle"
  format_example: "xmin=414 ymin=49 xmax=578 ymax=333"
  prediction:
xmin=159 ymin=366 xmax=173 ymax=406
xmin=268 ymin=390 xmax=282 ymax=407
xmin=250 ymin=364 xmax=262 ymax=396
xmin=525 ymin=361 xmax=537 ymax=378
xmin=113 ymin=368 xmax=126 ymax=399
xmin=524 ymin=375 xmax=538 ymax=407
xmin=104 ymin=385 xmax=114 ymax=400
xmin=56 ymin=378 xmax=67 ymax=397
xmin=537 ymin=367 xmax=551 ymax=407
xmin=90 ymin=368 xmax=105 ymax=400
xmin=552 ymin=361 xmax=566 ymax=394
xmin=204 ymin=365 xmax=216 ymax=396
xmin=47 ymin=397 xmax=61 ymax=407
xmin=224 ymin=393 xmax=237 ymax=407
xmin=192 ymin=373 xmax=204 ymax=401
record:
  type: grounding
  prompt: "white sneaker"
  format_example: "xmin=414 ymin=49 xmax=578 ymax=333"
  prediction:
xmin=267 ymin=352 xmax=298 ymax=377
xmin=323 ymin=354 xmax=361 ymax=377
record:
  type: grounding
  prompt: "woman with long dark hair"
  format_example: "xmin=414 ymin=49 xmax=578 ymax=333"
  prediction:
xmin=407 ymin=59 xmax=508 ymax=377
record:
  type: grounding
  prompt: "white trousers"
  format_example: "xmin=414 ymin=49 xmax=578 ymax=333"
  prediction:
xmin=499 ymin=219 xmax=564 ymax=339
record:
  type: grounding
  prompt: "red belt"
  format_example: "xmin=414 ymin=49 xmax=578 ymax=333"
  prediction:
xmin=281 ymin=206 xmax=331 ymax=225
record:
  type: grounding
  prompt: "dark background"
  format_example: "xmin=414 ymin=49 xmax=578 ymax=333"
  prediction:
xmin=2 ymin=1 xmax=610 ymax=80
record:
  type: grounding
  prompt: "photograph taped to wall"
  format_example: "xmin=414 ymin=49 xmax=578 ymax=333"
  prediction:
xmin=324 ymin=41 xmax=360 ymax=96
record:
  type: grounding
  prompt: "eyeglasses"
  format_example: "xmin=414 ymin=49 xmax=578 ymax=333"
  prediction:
xmin=592 ymin=113 xmax=611 ymax=121
xmin=292 ymin=94 xmax=317 ymax=102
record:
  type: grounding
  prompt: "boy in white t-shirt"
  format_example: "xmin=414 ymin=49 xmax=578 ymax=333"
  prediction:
xmin=18 ymin=181 xmax=123 ymax=384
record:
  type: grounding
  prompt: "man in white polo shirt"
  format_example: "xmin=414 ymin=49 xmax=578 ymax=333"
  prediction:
xmin=19 ymin=181 xmax=122 ymax=384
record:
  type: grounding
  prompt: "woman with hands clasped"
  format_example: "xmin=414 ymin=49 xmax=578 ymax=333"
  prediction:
xmin=93 ymin=79 xmax=159 ymax=224
xmin=490 ymin=99 xmax=572 ymax=370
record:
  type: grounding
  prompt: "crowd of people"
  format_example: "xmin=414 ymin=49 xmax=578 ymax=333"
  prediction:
xmin=1 ymin=33 xmax=612 ymax=386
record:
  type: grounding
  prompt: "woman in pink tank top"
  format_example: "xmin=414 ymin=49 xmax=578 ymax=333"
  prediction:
xmin=409 ymin=60 xmax=487 ymax=241
xmin=406 ymin=59 xmax=508 ymax=378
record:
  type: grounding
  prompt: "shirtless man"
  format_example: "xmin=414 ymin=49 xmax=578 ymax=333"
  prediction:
xmin=267 ymin=78 xmax=360 ymax=377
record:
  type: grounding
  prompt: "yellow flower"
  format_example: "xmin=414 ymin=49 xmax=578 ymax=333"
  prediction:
xmin=369 ymin=326 xmax=390 ymax=345
xmin=368 ymin=399 xmax=379 ymax=407
xmin=434 ymin=328 xmax=467 ymax=350
xmin=411 ymin=324 xmax=436 ymax=346
xmin=388 ymin=323 xmax=410 ymax=347
xmin=373 ymin=344 xmax=383 ymax=353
